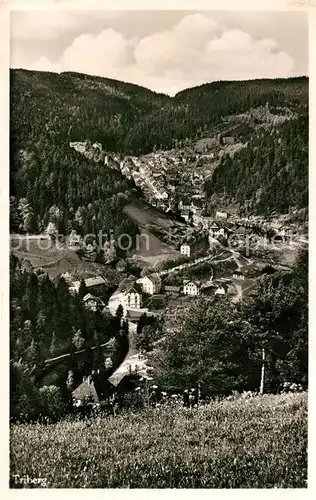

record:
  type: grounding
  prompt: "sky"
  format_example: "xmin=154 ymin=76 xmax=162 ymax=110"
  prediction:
xmin=10 ymin=10 xmax=308 ymax=96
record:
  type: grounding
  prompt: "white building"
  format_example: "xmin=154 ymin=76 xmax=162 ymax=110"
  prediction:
xmin=156 ymin=190 xmax=169 ymax=200
xmin=108 ymin=281 xmax=142 ymax=315
xmin=233 ymin=271 xmax=245 ymax=280
xmin=180 ymin=209 xmax=191 ymax=222
xmin=183 ymin=280 xmax=201 ymax=296
xmin=215 ymin=285 xmax=227 ymax=296
xmin=180 ymin=236 xmax=208 ymax=258
xmin=209 ymin=223 xmax=226 ymax=238
xmin=216 ymin=211 xmax=228 ymax=219
xmin=69 ymin=142 xmax=87 ymax=154
xmin=180 ymin=242 xmax=191 ymax=257
xmin=136 ymin=275 xmax=161 ymax=295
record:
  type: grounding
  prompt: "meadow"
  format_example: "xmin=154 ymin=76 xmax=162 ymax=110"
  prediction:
xmin=124 ymin=201 xmax=181 ymax=267
xmin=10 ymin=392 xmax=307 ymax=488
xmin=10 ymin=235 xmax=117 ymax=280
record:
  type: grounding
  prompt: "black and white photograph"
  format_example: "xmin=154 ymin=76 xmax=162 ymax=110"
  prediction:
xmin=4 ymin=0 xmax=311 ymax=490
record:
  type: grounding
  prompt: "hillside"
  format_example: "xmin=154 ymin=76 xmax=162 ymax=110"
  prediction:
xmin=10 ymin=69 xmax=170 ymax=154
xmin=10 ymin=392 xmax=307 ymax=488
xmin=10 ymin=70 xmax=308 ymax=220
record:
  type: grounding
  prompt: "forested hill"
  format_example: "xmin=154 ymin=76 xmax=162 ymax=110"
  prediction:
xmin=10 ymin=69 xmax=308 ymax=155
xmin=10 ymin=69 xmax=308 ymax=224
xmin=10 ymin=69 xmax=170 ymax=154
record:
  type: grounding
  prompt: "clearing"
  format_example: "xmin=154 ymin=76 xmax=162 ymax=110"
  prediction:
xmin=124 ymin=201 xmax=183 ymax=267
xmin=10 ymin=235 xmax=111 ymax=280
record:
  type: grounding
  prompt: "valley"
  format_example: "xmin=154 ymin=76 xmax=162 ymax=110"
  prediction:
xmin=6 ymin=5 xmax=310 ymax=490
xmin=9 ymin=70 xmax=308 ymax=487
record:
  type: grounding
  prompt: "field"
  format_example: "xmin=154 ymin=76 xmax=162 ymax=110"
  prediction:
xmin=124 ymin=201 xmax=182 ymax=267
xmin=10 ymin=235 xmax=112 ymax=280
xmin=10 ymin=392 xmax=307 ymax=488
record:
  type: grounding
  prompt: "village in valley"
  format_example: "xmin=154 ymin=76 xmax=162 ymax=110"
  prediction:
xmin=9 ymin=9 xmax=309 ymax=488
xmin=10 ymin=128 xmax=307 ymax=408
xmin=29 ymin=130 xmax=304 ymax=404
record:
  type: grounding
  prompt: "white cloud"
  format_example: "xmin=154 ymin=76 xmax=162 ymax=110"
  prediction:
xmin=18 ymin=13 xmax=295 ymax=95
xmin=10 ymin=10 xmax=126 ymax=41
xmin=11 ymin=11 xmax=84 ymax=40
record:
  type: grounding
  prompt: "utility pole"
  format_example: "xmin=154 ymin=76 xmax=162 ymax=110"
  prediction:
xmin=260 ymin=346 xmax=265 ymax=395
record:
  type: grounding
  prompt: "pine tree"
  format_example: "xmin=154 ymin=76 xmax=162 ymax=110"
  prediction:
xmin=78 ymin=278 xmax=87 ymax=299
xmin=72 ymin=328 xmax=85 ymax=351
xmin=66 ymin=370 xmax=74 ymax=391
xmin=115 ymin=304 xmax=124 ymax=322
xmin=49 ymin=332 xmax=58 ymax=358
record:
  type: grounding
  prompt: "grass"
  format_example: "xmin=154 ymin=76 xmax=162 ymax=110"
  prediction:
xmin=10 ymin=236 xmax=118 ymax=280
xmin=10 ymin=392 xmax=307 ymax=488
xmin=124 ymin=201 xmax=181 ymax=266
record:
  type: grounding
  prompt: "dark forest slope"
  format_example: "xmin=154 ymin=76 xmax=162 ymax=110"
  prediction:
xmin=10 ymin=69 xmax=308 ymax=220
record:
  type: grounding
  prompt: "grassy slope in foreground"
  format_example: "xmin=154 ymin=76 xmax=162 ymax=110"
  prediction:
xmin=10 ymin=392 xmax=307 ymax=488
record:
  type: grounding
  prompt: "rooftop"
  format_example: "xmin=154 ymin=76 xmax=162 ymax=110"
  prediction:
xmin=72 ymin=376 xmax=99 ymax=403
xmin=183 ymin=280 xmax=201 ymax=287
xmin=165 ymin=285 xmax=181 ymax=291
xmin=71 ymin=276 xmax=106 ymax=289
xmin=83 ymin=293 xmax=105 ymax=306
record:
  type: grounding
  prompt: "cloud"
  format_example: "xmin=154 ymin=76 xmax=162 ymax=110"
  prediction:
xmin=11 ymin=11 xmax=84 ymax=41
xmin=10 ymin=10 xmax=126 ymax=41
xmin=19 ymin=13 xmax=295 ymax=95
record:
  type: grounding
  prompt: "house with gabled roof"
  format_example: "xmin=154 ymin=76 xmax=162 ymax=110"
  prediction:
xmin=233 ymin=271 xmax=245 ymax=281
xmin=222 ymin=136 xmax=235 ymax=146
xmin=180 ymin=208 xmax=191 ymax=222
xmin=72 ymin=371 xmax=117 ymax=406
xmin=216 ymin=210 xmax=228 ymax=220
xmin=165 ymin=285 xmax=182 ymax=295
xmin=136 ymin=274 xmax=161 ymax=295
xmin=183 ymin=280 xmax=201 ymax=296
xmin=215 ymin=283 xmax=228 ymax=296
xmin=72 ymin=375 xmax=100 ymax=405
xmin=83 ymin=293 xmax=105 ymax=312
xmin=108 ymin=279 xmax=143 ymax=315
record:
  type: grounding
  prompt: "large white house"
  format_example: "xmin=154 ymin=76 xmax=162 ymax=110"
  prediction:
xmin=137 ymin=275 xmax=161 ymax=295
xmin=183 ymin=280 xmax=201 ymax=296
xmin=208 ymin=221 xmax=226 ymax=238
xmin=108 ymin=280 xmax=143 ymax=315
xmin=180 ymin=242 xmax=191 ymax=257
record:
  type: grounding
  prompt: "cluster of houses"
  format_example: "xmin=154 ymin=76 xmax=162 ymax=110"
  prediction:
xmin=62 ymin=273 xmax=107 ymax=313
xmin=165 ymin=279 xmax=240 ymax=298
xmin=61 ymin=267 xmax=245 ymax=325
xmin=117 ymin=154 xmax=169 ymax=206
xmin=70 ymin=139 xmax=240 ymax=219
